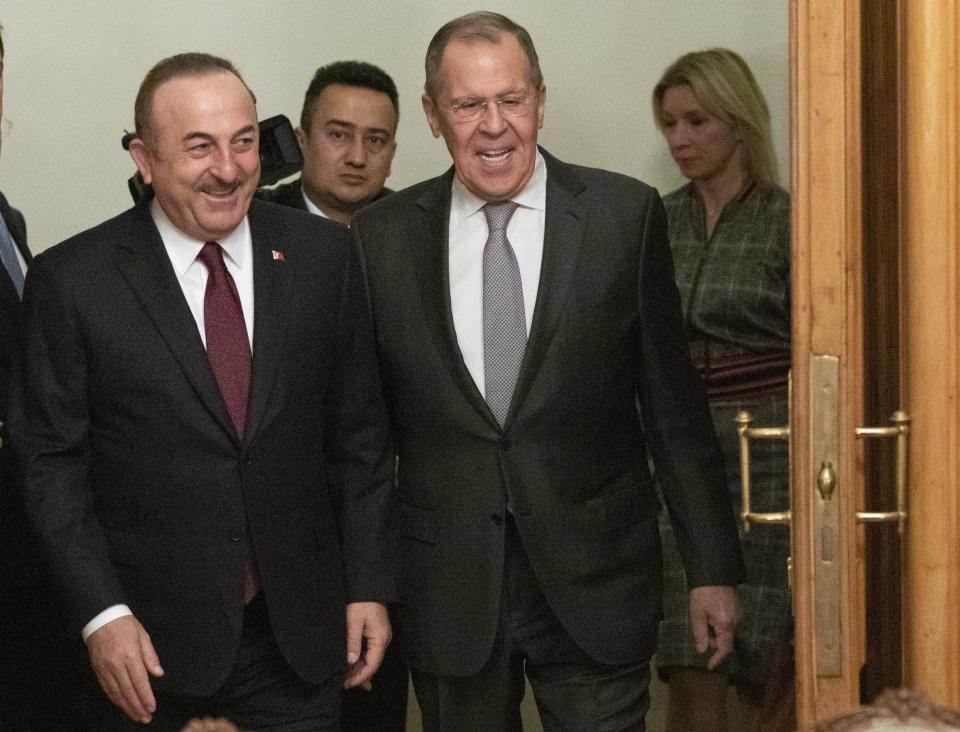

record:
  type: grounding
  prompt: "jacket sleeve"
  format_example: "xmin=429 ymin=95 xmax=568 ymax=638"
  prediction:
xmin=322 ymin=236 xmax=397 ymax=603
xmin=634 ymin=190 xmax=746 ymax=588
xmin=8 ymin=252 xmax=128 ymax=631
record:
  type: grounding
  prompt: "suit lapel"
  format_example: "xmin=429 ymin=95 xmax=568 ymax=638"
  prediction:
xmin=111 ymin=200 xmax=238 ymax=441
xmin=0 ymin=192 xmax=30 ymax=302
xmin=507 ymin=151 xmax=587 ymax=425
xmin=0 ymin=197 xmax=30 ymax=265
xmin=413 ymin=172 xmax=500 ymax=430
xmin=244 ymin=199 xmax=292 ymax=445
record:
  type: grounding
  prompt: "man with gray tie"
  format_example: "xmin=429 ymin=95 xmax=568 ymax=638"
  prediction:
xmin=351 ymin=11 xmax=744 ymax=730
xmin=0 ymin=23 xmax=28 ymax=420
xmin=0 ymin=21 xmax=54 ymax=731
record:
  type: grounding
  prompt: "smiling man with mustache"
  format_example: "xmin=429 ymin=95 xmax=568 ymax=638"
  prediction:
xmin=9 ymin=52 xmax=395 ymax=730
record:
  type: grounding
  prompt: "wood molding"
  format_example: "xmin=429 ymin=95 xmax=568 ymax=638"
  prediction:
xmin=791 ymin=0 xmax=865 ymax=723
xmin=900 ymin=0 xmax=960 ymax=705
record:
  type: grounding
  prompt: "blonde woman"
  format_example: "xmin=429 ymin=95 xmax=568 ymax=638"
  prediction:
xmin=652 ymin=48 xmax=793 ymax=732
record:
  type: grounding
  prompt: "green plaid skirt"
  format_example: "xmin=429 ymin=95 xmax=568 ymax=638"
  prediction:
xmin=655 ymin=395 xmax=792 ymax=688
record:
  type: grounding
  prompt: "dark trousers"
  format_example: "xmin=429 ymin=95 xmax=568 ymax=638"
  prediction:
xmin=79 ymin=594 xmax=341 ymax=731
xmin=0 ymin=501 xmax=83 ymax=731
xmin=412 ymin=516 xmax=652 ymax=731
xmin=341 ymin=636 xmax=408 ymax=731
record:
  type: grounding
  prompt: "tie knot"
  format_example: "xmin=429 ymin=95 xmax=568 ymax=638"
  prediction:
xmin=197 ymin=241 xmax=226 ymax=273
xmin=483 ymin=201 xmax=519 ymax=234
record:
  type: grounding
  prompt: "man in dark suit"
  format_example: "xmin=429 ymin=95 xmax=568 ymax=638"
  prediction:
xmin=0 ymin=24 xmax=79 ymax=731
xmin=9 ymin=52 xmax=394 ymax=731
xmin=0 ymin=21 xmax=30 ymax=468
xmin=259 ymin=61 xmax=397 ymax=225
xmin=351 ymin=12 xmax=745 ymax=730
xmin=260 ymin=59 xmax=408 ymax=732
xmin=0 ymin=22 xmax=53 ymax=730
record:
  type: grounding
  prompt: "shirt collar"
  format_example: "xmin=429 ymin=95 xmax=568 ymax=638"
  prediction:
xmin=450 ymin=150 xmax=547 ymax=225
xmin=301 ymin=190 xmax=329 ymax=219
xmin=150 ymin=197 xmax=250 ymax=276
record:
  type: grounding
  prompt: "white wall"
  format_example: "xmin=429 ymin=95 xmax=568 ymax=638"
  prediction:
xmin=0 ymin=1 xmax=788 ymax=252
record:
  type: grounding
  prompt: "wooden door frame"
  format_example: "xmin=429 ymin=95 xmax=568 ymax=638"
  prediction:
xmin=791 ymin=0 xmax=866 ymax=724
xmin=793 ymin=0 xmax=960 ymax=723
xmin=901 ymin=1 xmax=960 ymax=705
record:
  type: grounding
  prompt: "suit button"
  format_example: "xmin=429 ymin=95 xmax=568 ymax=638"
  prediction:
xmin=500 ymin=438 xmax=512 ymax=451
xmin=243 ymin=458 xmax=253 ymax=467
xmin=229 ymin=533 xmax=242 ymax=542
xmin=491 ymin=513 xmax=504 ymax=525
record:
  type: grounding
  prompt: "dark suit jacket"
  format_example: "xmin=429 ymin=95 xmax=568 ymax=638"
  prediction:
xmin=0 ymin=189 xmax=31 ymax=569
xmin=0 ymin=191 xmax=30 ymax=517
xmin=256 ymin=177 xmax=391 ymax=215
xmin=351 ymin=149 xmax=745 ymax=676
xmin=0 ymin=191 xmax=30 ymax=425
xmin=9 ymin=197 xmax=394 ymax=695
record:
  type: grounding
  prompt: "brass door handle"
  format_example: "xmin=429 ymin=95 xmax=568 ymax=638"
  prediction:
xmin=854 ymin=410 xmax=910 ymax=534
xmin=735 ymin=410 xmax=791 ymax=532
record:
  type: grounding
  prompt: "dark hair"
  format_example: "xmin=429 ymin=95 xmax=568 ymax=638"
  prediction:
xmin=300 ymin=60 xmax=399 ymax=134
xmin=424 ymin=11 xmax=543 ymax=99
xmin=134 ymin=52 xmax=255 ymax=144
xmin=0 ymin=23 xmax=5 ymax=61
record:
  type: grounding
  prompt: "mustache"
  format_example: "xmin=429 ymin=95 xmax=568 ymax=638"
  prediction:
xmin=199 ymin=178 xmax=246 ymax=195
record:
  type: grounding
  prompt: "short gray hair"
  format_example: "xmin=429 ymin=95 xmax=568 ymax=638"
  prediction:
xmin=424 ymin=11 xmax=543 ymax=99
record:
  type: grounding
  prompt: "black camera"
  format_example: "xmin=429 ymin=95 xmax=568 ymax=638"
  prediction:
xmin=121 ymin=114 xmax=303 ymax=204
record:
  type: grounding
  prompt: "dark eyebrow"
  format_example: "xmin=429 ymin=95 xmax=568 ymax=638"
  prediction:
xmin=325 ymin=119 xmax=357 ymax=130
xmin=182 ymin=125 xmax=257 ymax=145
xmin=182 ymin=132 xmax=215 ymax=145
xmin=325 ymin=120 xmax=393 ymax=138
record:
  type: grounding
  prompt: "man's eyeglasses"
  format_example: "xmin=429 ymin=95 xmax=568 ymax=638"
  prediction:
xmin=445 ymin=95 xmax=534 ymax=122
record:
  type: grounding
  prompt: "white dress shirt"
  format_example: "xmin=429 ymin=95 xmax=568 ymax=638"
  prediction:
xmin=302 ymin=189 xmax=330 ymax=219
xmin=449 ymin=151 xmax=547 ymax=397
xmin=82 ymin=199 xmax=255 ymax=641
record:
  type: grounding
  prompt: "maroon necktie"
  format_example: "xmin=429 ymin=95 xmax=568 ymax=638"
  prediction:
xmin=197 ymin=241 xmax=251 ymax=438
xmin=197 ymin=242 xmax=259 ymax=603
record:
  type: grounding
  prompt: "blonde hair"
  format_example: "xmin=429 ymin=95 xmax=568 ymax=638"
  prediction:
xmin=652 ymin=48 xmax=778 ymax=186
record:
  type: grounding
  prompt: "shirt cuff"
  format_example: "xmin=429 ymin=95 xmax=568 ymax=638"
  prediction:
xmin=82 ymin=604 xmax=133 ymax=642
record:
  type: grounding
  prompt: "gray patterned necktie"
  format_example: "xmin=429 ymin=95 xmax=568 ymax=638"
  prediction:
xmin=482 ymin=201 xmax=525 ymax=426
xmin=0 ymin=214 xmax=24 ymax=299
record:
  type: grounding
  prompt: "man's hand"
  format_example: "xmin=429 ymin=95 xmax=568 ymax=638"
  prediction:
xmin=344 ymin=601 xmax=391 ymax=691
xmin=689 ymin=585 xmax=738 ymax=670
xmin=86 ymin=615 xmax=164 ymax=723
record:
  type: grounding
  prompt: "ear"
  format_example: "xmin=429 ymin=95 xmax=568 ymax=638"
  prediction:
xmin=128 ymin=138 xmax=155 ymax=185
xmin=295 ymin=126 xmax=308 ymax=153
xmin=421 ymin=94 xmax=443 ymax=139
xmin=535 ymin=85 xmax=546 ymax=130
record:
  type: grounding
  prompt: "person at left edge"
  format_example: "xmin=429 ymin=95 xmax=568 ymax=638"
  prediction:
xmin=0 ymin=20 xmax=65 ymax=731
xmin=8 ymin=52 xmax=395 ymax=731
